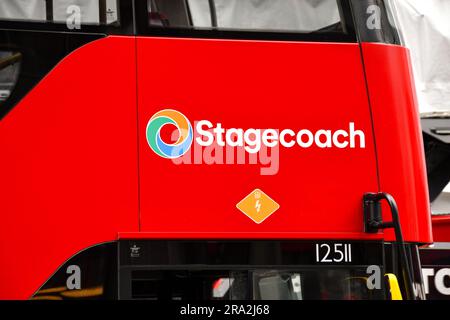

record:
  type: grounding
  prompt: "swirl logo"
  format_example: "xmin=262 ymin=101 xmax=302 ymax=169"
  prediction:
xmin=146 ymin=109 xmax=193 ymax=159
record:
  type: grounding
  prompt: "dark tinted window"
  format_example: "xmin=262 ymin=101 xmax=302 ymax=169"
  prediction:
xmin=32 ymin=243 xmax=117 ymax=300
xmin=350 ymin=0 xmax=402 ymax=44
xmin=128 ymin=268 xmax=383 ymax=300
xmin=0 ymin=51 xmax=21 ymax=105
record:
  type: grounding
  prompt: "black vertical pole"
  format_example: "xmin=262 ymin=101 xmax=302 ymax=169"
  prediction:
xmin=208 ymin=0 xmax=218 ymax=28
xmin=45 ymin=0 xmax=53 ymax=22
xmin=99 ymin=0 xmax=107 ymax=24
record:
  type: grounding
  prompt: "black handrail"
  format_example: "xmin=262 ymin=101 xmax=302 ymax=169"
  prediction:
xmin=0 ymin=53 xmax=22 ymax=71
xmin=363 ymin=192 xmax=416 ymax=300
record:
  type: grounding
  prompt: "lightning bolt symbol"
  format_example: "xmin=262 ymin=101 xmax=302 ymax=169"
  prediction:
xmin=255 ymin=200 xmax=261 ymax=213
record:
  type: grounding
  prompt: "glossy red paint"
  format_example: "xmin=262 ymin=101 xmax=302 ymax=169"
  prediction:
xmin=136 ymin=37 xmax=380 ymax=238
xmin=0 ymin=36 xmax=433 ymax=300
xmin=0 ymin=36 xmax=139 ymax=299
xmin=118 ymin=232 xmax=383 ymax=240
xmin=431 ymin=215 xmax=450 ymax=242
xmin=361 ymin=43 xmax=432 ymax=243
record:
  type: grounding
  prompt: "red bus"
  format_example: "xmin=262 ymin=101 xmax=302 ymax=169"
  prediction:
xmin=0 ymin=0 xmax=432 ymax=300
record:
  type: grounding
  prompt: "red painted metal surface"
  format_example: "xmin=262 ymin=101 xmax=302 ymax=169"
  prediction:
xmin=431 ymin=215 xmax=450 ymax=242
xmin=118 ymin=232 xmax=383 ymax=240
xmin=0 ymin=36 xmax=139 ymax=299
xmin=0 ymin=36 xmax=433 ymax=300
xmin=136 ymin=37 xmax=379 ymax=238
xmin=361 ymin=42 xmax=432 ymax=243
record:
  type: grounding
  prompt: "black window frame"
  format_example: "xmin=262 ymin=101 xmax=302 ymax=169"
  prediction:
xmin=0 ymin=0 xmax=134 ymax=35
xmin=135 ymin=0 xmax=358 ymax=43
xmin=118 ymin=240 xmax=386 ymax=300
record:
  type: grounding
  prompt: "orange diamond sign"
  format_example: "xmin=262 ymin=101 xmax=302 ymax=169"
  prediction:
xmin=236 ymin=189 xmax=280 ymax=224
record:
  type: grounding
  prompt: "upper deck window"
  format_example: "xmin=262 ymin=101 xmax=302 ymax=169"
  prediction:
xmin=147 ymin=0 xmax=348 ymax=36
xmin=0 ymin=0 xmax=46 ymax=22
xmin=0 ymin=0 xmax=119 ymax=26
xmin=186 ymin=0 xmax=340 ymax=32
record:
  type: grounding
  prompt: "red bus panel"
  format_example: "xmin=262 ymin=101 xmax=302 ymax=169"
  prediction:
xmin=0 ymin=36 xmax=139 ymax=299
xmin=136 ymin=37 xmax=380 ymax=239
xmin=361 ymin=43 xmax=432 ymax=243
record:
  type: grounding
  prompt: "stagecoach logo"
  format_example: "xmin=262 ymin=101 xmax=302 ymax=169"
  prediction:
xmin=146 ymin=109 xmax=194 ymax=159
xmin=145 ymin=109 xmax=366 ymax=175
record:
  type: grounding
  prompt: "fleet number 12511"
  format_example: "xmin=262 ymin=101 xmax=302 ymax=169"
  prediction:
xmin=316 ymin=243 xmax=352 ymax=263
